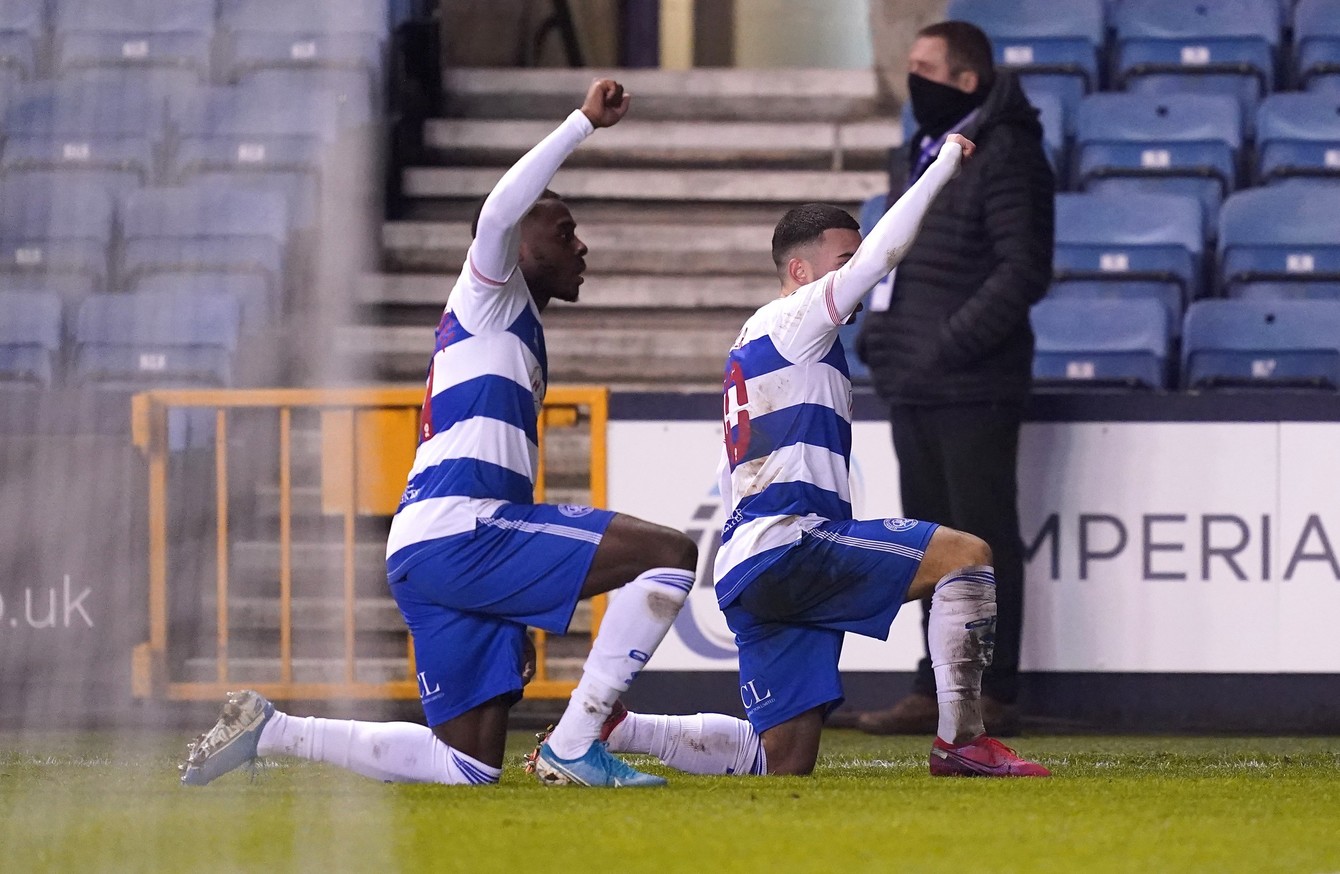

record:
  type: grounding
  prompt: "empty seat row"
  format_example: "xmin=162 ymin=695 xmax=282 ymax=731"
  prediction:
xmin=0 ymin=0 xmax=388 ymax=97
xmin=949 ymin=0 xmax=1340 ymax=119
xmin=0 ymin=288 xmax=242 ymax=388
xmin=0 ymin=179 xmax=290 ymax=305
xmin=1032 ymin=298 xmax=1340 ymax=390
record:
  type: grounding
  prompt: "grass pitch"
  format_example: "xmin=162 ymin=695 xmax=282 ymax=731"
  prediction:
xmin=2 ymin=731 xmax=1338 ymax=873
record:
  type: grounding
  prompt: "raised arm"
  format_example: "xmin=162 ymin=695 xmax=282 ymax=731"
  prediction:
xmin=827 ymin=134 xmax=972 ymax=319
xmin=469 ymin=79 xmax=631 ymax=284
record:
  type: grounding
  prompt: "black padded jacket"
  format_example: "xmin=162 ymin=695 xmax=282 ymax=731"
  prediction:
xmin=856 ymin=71 xmax=1055 ymax=405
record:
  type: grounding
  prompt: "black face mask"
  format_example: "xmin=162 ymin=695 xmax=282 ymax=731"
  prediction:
xmin=907 ymin=72 xmax=984 ymax=138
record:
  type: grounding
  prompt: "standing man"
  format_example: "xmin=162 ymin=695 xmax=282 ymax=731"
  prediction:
xmin=849 ymin=21 xmax=1054 ymax=737
xmin=180 ymin=79 xmax=698 ymax=790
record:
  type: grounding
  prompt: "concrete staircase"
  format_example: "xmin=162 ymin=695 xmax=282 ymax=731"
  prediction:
xmin=341 ymin=67 xmax=900 ymax=385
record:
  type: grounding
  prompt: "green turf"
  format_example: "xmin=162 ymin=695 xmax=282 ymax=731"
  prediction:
xmin=2 ymin=731 xmax=1338 ymax=873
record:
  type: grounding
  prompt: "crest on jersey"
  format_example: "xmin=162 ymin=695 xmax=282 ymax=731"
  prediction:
xmin=558 ymin=504 xmax=595 ymax=518
xmin=883 ymin=517 xmax=918 ymax=532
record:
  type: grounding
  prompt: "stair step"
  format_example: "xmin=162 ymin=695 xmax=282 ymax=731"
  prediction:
xmin=423 ymin=118 xmax=897 ymax=169
xmin=359 ymin=271 xmax=771 ymax=309
xmin=340 ymin=319 xmax=741 ymax=383
xmin=204 ymin=591 xmax=594 ymax=634
xmin=403 ymin=166 xmax=885 ymax=205
xmin=380 ymin=221 xmax=776 ymax=276
xmin=441 ymin=67 xmax=881 ymax=122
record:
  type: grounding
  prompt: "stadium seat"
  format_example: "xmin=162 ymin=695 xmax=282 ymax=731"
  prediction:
xmin=0 ymin=0 xmax=43 ymax=88
xmin=1054 ymin=191 xmax=1205 ymax=307
xmin=1115 ymin=0 xmax=1279 ymax=109
xmin=120 ymin=186 xmax=289 ymax=292
xmin=224 ymin=32 xmax=380 ymax=103
xmin=1218 ymin=184 xmax=1340 ymax=293
xmin=1294 ymin=0 xmax=1340 ymax=91
xmin=1255 ymin=93 xmax=1340 ymax=183
xmin=72 ymin=290 xmax=242 ymax=387
xmin=1044 ymin=279 xmax=1184 ymax=341
xmin=1182 ymin=299 xmax=1340 ymax=389
xmin=171 ymin=86 xmax=348 ymax=230
xmin=52 ymin=0 xmax=213 ymax=84
xmin=0 ymin=136 xmax=156 ymax=193
xmin=0 ymin=178 xmax=114 ymax=291
xmin=0 ymin=289 xmax=62 ymax=387
xmin=947 ymin=0 xmax=1103 ymax=118
xmin=1076 ymin=93 xmax=1241 ymax=218
xmin=219 ymin=0 xmax=389 ymax=37
xmin=1032 ymin=298 xmax=1171 ymax=389
xmin=1236 ymin=280 xmax=1340 ymax=302
xmin=132 ymin=273 xmax=275 ymax=336
xmin=3 ymin=80 xmax=167 ymax=142
xmin=1024 ymin=87 xmax=1066 ymax=182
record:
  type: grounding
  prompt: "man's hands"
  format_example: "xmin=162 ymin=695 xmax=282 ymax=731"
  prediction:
xmin=945 ymin=132 xmax=976 ymax=161
xmin=580 ymin=78 xmax=631 ymax=129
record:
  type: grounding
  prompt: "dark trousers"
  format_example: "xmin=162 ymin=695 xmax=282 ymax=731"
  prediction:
xmin=888 ymin=401 xmax=1025 ymax=704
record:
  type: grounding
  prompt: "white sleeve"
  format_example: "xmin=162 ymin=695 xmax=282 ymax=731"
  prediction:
xmin=462 ymin=108 xmax=594 ymax=300
xmin=832 ymin=140 xmax=963 ymax=318
xmin=769 ymin=141 xmax=964 ymax=361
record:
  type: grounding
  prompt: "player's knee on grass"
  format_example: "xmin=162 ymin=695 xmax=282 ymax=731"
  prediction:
xmin=908 ymin=528 xmax=993 ymax=601
xmin=760 ymin=709 xmax=823 ymax=776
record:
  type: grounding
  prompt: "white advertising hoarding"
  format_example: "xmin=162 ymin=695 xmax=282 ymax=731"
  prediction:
xmin=609 ymin=419 xmax=1340 ymax=674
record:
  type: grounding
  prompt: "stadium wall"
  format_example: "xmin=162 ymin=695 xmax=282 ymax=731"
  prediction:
xmin=615 ymin=390 xmax=1340 ymax=732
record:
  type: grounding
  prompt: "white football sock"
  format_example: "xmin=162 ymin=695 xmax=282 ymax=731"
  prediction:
xmin=928 ymin=565 xmax=997 ymax=745
xmin=257 ymin=713 xmax=500 ymax=785
xmin=606 ymin=712 xmax=766 ymax=776
xmin=544 ymin=568 xmax=692 ymax=759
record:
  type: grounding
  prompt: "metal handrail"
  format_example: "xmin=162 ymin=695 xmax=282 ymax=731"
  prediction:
xmin=130 ymin=385 xmax=608 ymax=702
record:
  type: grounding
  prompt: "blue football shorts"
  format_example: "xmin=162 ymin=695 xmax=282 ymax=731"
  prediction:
xmin=388 ymin=502 xmax=616 ymax=726
xmin=722 ymin=517 xmax=938 ymax=734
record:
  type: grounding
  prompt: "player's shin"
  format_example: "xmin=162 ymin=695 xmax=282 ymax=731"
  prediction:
xmin=544 ymin=568 xmax=692 ymax=759
xmin=258 ymin=714 xmax=499 ymax=785
xmin=607 ymin=712 xmax=766 ymax=776
xmin=928 ymin=566 xmax=997 ymax=745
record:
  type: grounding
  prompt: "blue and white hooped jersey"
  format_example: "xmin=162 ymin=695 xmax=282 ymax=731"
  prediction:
xmin=386 ymin=252 xmax=548 ymax=577
xmin=713 ymin=272 xmax=854 ymax=608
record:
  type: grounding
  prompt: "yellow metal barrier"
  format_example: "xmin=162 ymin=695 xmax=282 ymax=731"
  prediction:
xmin=130 ymin=386 xmax=609 ymax=702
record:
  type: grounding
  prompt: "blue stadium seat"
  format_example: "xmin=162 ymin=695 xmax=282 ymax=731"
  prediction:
xmin=224 ymin=31 xmax=380 ymax=100
xmin=1054 ymin=191 xmax=1205 ymax=305
xmin=1218 ymin=184 xmax=1340 ymax=293
xmin=132 ymin=273 xmax=275 ymax=336
xmin=947 ymin=0 xmax=1103 ymax=119
xmin=1115 ymin=0 xmax=1279 ymax=109
xmin=3 ymin=80 xmax=166 ymax=141
xmin=1032 ymin=298 xmax=1171 ymax=389
xmin=121 ymin=186 xmax=289 ymax=291
xmin=1294 ymin=0 xmax=1340 ymax=91
xmin=219 ymin=0 xmax=389 ymax=37
xmin=53 ymin=0 xmax=213 ymax=84
xmin=1255 ymin=93 xmax=1340 ymax=183
xmin=1044 ymin=279 xmax=1184 ymax=340
xmin=1076 ymin=93 xmax=1241 ymax=218
xmin=0 ymin=289 xmax=62 ymax=386
xmin=0 ymin=136 xmax=156 ymax=192
xmin=0 ymin=0 xmax=43 ymax=88
xmin=0 ymin=178 xmax=114 ymax=290
xmin=1236 ymin=280 xmax=1340 ymax=301
xmin=1023 ymin=87 xmax=1066 ymax=182
xmin=1182 ymin=299 xmax=1340 ymax=389
xmin=174 ymin=85 xmax=344 ymax=144
xmin=72 ymin=290 xmax=242 ymax=387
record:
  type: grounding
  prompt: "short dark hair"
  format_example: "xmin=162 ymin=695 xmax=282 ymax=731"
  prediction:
xmin=470 ymin=188 xmax=563 ymax=238
xmin=918 ymin=20 xmax=995 ymax=91
xmin=771 ymin=203 xmax=860 ymax=268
